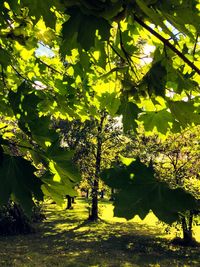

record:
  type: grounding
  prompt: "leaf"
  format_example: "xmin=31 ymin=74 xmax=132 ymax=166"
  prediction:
xmin=0 ymin=98 xmax=13 ymax=116
xmin=21 ymin=0 xmax=57 ymax=28
xmin=135 ymin=0 xmax=175 ymax=38
xmin=168 ymin=100 xmax=200 ymax=127
xmin=95 ymin=40 xmax=107 ymax=68
xmin=118 ymin=101 xmax=141 ymax=132
xmin=62 ymin=8 xmax=111 ymax=51
xmin=47 ymin=142 xmax=81 ymax=184
xmin=0 ymin=155 xmax=43 ymax=214
xmin=28 ymin=116 xmax=58 ymax=148
xmin=8 ymin=83 xmax=41 ymax=122
xmin=9 ymin=85 xmax=59 ymax=146
xmin=140 ymin=109 xmax=174 ymax=134
xmin=62 ymin=9 xmax=81 ymax=42
xmin=0 ymin=49 xmax=11 ymax=67
xmin=101 ymin=158 xmax=197 ymax=224
xmin=141 ymin=61 xmax=167 ymax=97
xmin=77 ymin=14 xmax=110 ymax=50
xmin=99 ymin=92 xmax=121 ymax=116
xmin=79 ymin=51 xmax=91 ymax=71
xmin=41 ymin=171 xmax=77 ymax=205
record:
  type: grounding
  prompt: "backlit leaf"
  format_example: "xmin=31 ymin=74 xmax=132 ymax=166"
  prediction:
xmin=118 ymin=101 xmax=141 ymax=132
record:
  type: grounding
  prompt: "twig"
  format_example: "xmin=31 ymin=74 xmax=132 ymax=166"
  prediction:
xmin=11 ymin=65 xmax=46 ymax=89
xmin=37 ymin=58 xmax=63 ymax=75
xmin=108 ymin=42 xmax=124 ymax=61
xmin=118 ymin=23 xmax=139 ymax=80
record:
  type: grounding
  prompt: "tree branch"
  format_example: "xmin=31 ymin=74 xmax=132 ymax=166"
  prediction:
xmin=11 ymin=65 xmax=46 ymax=89
xmin=37 ymin=58 xmax=63 ymax=75
xmin=133 ymin=15 xmax=200 ymax=76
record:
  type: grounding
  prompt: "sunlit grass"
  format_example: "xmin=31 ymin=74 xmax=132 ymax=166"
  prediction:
xmin=0 ymin=197 xmax=199 ymax=267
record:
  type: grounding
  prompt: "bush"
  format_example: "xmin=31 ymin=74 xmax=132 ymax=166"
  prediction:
xmin=0 ymin=201 xmax=45 ymax=235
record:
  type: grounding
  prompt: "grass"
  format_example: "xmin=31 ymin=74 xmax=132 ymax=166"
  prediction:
xmin=0 ymin=198 xmax=199 ymax=267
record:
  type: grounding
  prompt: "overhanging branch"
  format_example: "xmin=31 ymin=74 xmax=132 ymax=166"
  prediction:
xmin=134 ymin=15 xmax=200 ymax=76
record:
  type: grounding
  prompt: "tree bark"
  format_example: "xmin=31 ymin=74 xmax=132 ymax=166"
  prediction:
xmin=100 ymin=190 xmax=104 ymax=199
xmin=181 ymin=216 xmax=193 ymax=245
xmin=109 ymin=188 xmax=115 ymax=201
xmin=89 ymin=113 xmax=106 ymax=221
xmin=66 ymin=195 xmax=72 ymax=209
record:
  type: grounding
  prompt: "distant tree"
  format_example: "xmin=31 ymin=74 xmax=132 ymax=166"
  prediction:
xmin=56 ymin=114 xmax=126 ymax=220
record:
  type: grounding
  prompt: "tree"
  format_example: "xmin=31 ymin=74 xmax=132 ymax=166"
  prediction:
xmin=0 ymin=0 xmax=199 ymax=221
xmin=56 ymin=115 xmax=125 ymax=220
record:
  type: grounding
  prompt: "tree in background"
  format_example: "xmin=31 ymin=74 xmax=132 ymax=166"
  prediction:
xmin=56 ymin=114 xmax=126 ymax=220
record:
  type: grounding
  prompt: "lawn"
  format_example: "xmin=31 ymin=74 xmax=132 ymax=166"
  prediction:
xmin=0 ymin=198 xmax=199 ymax=267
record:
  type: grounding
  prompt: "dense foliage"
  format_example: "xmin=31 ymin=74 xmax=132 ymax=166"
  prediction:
xmin=0 ymin=0 xmax=199 ymax=225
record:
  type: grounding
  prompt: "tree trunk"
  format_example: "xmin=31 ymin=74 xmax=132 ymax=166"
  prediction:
xmin=90 ymin=178 xmax=99 ymax=220
xmin=100 ymin=190 xmax=104 ymax=199
xmin=109 ymin=188 xmax=115 ymax=201
xmin=181 ymin=215 xmax=193 ymax=245
xmin=71 ymin=197 xmax=75 ymax=203
xmin=89 ymin=113 xmax=105 ymax=221
xmin=66 ymin=195 xmax=72 ymax=209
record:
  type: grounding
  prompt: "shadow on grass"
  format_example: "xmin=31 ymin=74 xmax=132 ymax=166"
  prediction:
xmin=0 ymin=199 xmax=199 ymax=267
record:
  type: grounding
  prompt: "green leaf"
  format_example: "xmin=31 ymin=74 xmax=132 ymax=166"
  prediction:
xmin=8 ymin=83 xmax=41 ymax=121
xmin=118 ymin=101 xmax=141 ymax=132
xmin=47 ymin=142 xmax=81 ymax=184
xmin=28 ymin=116 xmax=58 ymax=148
xmin=101 ymin=158 xmax=197 ymax=224
xmin=95 ymin=40 xmax=107 ymax=68
xmin=140 ymin=109 xmax=174 ymax=134
xmin=0 ymin=155 xmax=43 ymax=214
xmin=21 ymin=0 xmax=57 ymax=28
xmin=0 ymin=98 xmax=13 ymax=116
xmin=9 ymin=84 xmax=59 ymax=146
xmin=62 ymin=10 xmax=81 ymax=43
xmin=168 ymin=100 xmax=200 ymax=127
xmin=0 ymin=49 xmax=11 ymax=67
xmin=62 ymin=8 xmax=111 ymax=51
xmin=79 ymin=51 xmax=91 ymax=71
xmin=99 ymin=92 xmax=121 ymax=116
xmin=135 ymin=0 xmax=175 ymax=38
xmin=141 ymin=61 xmax=167 ymax=97
xmin=42 ymin=171 xmax=77 ymax=205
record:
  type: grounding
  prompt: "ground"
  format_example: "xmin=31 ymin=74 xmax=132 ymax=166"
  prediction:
xmin=0 ymin=198 xmax=199 ymax=267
